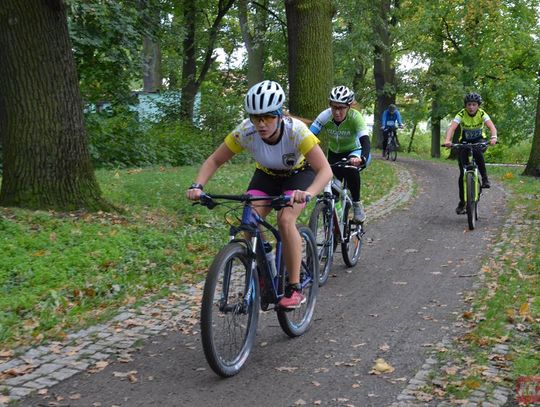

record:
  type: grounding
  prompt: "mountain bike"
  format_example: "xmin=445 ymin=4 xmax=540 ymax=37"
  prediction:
xmin=197 ymin=193 xmax=319 ymax=377
xmin=447 ymin=141 xmax=489 ymax=230
xmin=383 ymin=125 xmax=399 ymax=161
xmin=308 ymin=159 xmax=365 ymax=286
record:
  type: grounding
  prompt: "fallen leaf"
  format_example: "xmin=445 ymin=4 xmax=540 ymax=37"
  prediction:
xmin=312 ymin=381 xmax=321 ymax=387
xmin=369 ymin=358 xmax=395 ymax=375
xmin=294 ymin=399 xmax=306 ymax=405
xmin=275 ymin=366 xmax=298 ymax=373
xmin=379 ymin=343 xmax=390 ymax=352
xmin=69 ymin=394 xmax=81 ymax=400
xmin=519 ymin=302 xmax=529 ymax=317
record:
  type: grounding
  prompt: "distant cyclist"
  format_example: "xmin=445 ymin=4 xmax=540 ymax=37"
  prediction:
xmin=186 ymin=80 xmax=332 ymax=308
xmin=381 ymin=104 xmax=404 ymax=155
xmin=309 ymin=86 xmax=371 ymax=223
xmin=443 ymin=92 xmax=498 ymax=215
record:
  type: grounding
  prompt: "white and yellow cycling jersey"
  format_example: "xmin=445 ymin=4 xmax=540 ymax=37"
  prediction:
xmin=224 ymin=116 xmax=320 ymax=174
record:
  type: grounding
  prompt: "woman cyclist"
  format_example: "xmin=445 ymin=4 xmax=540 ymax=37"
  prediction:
xmin=186 ymin=80 xmax=332 ymax=309
xmin=443 ymin=92 xmax=497 ymax=215
xmin=309 ymin=86 xmax=371 ymax=223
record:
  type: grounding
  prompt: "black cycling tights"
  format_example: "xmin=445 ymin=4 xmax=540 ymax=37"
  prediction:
xmin=328 ymin=151 xmax=361 ymax=202
xmin=457 ymin=147 xmax=487 ymax=203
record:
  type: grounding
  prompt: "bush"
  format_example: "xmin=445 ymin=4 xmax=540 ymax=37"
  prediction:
xmin=86 ymin=111 xmax=221 ymax=168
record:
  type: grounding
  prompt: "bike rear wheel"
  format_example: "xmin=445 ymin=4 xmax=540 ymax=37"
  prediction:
xmin=200 ymin=242 xmax=259 ymax=377
xmin=466 ymin=172 xmax=477 ymax=230
xmin=341 ymin=201 xmax=363 ymax=267
xmin=308 ymin=200 xmax=334 ymax=286
xmin=277 ymin=226 xmax=319 ymax=337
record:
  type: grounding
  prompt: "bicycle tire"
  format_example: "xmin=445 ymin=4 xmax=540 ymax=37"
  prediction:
xmin=341 ymin=201 xmax=363 ymax=267
xmin=277 ymin=226 xmax=319 ymax=337
xmin=200 ymin=242 xmax=259 ymax=377
xmin=390 ymin=144 xmax=397 ymax=161
xmin=308 ymin=200 xmax=334 ymax=286
xmin=466 ymin=172 xmax=477 ymax=230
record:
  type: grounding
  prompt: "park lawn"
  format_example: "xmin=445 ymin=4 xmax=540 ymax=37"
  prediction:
xmin=0 ymin=159 xmax=395 ymax=349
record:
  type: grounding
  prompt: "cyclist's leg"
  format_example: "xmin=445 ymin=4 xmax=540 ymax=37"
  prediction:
xmin=456 ymin=149 xmax=468 ymax=213
xmin=382 ymin=130 xmax=389 ymax=155
xmin=473 ymin=148 xmax=489 ymax=187
xmin=278 ymin=168 xmax=316 ymax=307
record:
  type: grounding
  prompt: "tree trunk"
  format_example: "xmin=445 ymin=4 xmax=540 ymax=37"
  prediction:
xmin=430 ymin=97 xmax=441 ymax=158
xmin=523 ymin=71 xmax=540 ymax=177
xmin=285 ymin=0 xmax=334 ymax=119
xmin=372 ymin=0 xmax=395 ymax=148
xmin=180 ymin=0 xmax=236 ymax=121
xmin=407 ymin=122 xmax=417 ymax=153
xmin=143 ymin=37 xmax=162 ymax=92
xmin=0 ymin=0 xmax=110 ymax=211
xmin=180 ymin=0 xmax=197 ymax=120
xmin=238 ymin=0 xmax=267 ymax=86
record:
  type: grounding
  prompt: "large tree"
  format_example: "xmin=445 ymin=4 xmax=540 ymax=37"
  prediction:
xmin=285 ymin=0 xmax=334 ymax=119
xmin=0 ymin=0 xmax=109 ymax=210
xmin=524 ymin=70 xmax=540 ymax=177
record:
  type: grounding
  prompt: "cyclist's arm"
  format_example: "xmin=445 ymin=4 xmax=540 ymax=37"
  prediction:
xmin=309 ymin=109 xmax=331 ymax=136
xmin=303 ymin=145 xmax=332 ymax=198
xmin=444 ymin=120 xmax=460 ymax=146
xmin=396 ymin=111 xmax=404 ymax=127
xmin=485 ymin=119 xmax=497 ymax=145
xmin=381 ymin=110 xmax=388 ymax=128
xmin=187 ymin=143 xmax=236 ymax=200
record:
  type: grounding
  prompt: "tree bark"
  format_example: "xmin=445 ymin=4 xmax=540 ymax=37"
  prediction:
xmin=238 ymin=0 xmax=267 ymax=86
xmin=407 ymin=122 xmax=417 ymax=153
xmin=430 ymin=97 xmax=441 ymax=158
xmin=523 ymin=71 xmax=540 ymax=177
xmin=0 ymin=0 xmax=110 ymax=210
xmin=285 ymin=0 xmax=334 ymax=119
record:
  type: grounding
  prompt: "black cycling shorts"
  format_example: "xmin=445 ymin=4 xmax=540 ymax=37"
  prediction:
xmin=247 ymin=166 xmax=315 ymax=197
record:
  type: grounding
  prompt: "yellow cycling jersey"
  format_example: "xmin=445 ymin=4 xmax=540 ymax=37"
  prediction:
xmin=453 ymin=108 xmax=491 ymax=141
xmin=224 ymin=116 xmax=320 ymax=174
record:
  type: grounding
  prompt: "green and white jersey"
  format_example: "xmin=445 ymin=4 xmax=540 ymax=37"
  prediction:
xmin=310 ymin=108 xmax=369 ymax=154
xmin=453 ymin=108 xmax=491 ymax=142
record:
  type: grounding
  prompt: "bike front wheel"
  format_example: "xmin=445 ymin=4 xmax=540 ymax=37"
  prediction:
xmin=341 ymin=202 xmax=363 ymax=267
xmin=389 ymin=144 xmax=397 ymax=161
xmin=465 ymin=172 xmax=477 ymax=230
xmin=308 ymin=200 xmax=334 ymax=286
xmin=200 ymin=242 xmax=259 ymax=377
xmin=277 ymin=226 xmax=319 ymax=337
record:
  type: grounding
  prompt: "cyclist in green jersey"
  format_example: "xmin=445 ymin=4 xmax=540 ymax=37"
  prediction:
xmin=309 ymin=86 xmax=371 ymax=223
xmin=444 ymin=92 xmax=498 ymax=214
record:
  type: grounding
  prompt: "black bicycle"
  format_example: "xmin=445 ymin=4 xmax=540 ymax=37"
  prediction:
xmin=446 ymin=141 xmax=489 ymax=230
xmin=383 ymin=125 xmax=399 ymax=161
xmin=197 ymin=193 xmax=319 ymax=377
xmin=308 ymin=159 xmax=365 ymax=286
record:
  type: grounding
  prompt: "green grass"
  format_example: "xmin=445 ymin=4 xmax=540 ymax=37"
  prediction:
xmin=0 ymin=159 xmax=396 ymax=349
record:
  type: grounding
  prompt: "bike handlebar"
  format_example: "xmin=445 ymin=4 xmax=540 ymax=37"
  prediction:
xmin=198 ymin=193 xmax=310 ymax=210
xmin=442 ymin=141 xmax=490 ymax=149
xmin=331 ymin=158 xmax=365 ymax=171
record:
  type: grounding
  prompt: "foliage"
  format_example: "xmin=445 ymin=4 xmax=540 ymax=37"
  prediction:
xmin=85 ymin=112 xmax=218 ymax=168
xmin=67 ymin=1 xmax=145 ymax=104
xmin=0 ymin=159 xmax=397 ymax=347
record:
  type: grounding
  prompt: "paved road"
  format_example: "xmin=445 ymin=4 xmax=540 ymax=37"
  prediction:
xmin=22 ymin=158 xmax=506 ymax=407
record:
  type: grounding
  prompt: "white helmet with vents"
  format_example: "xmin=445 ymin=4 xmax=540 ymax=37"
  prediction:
xmin=244 ymin=80 xmax=285 ymax=114
xmin=329 ymin=86 xmax=354 ymax=105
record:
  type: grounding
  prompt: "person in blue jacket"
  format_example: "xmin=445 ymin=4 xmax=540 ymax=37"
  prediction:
xmin=381 ymin=104 xmax=403 ymax=155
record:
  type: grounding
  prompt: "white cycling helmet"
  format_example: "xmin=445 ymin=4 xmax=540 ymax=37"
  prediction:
xmin=244 ymin=80 xmax=285 ymax=115
xmin=329 ymin=85 xmax=354 ymax=105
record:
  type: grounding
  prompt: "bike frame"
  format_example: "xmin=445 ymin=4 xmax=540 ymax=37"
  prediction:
xmin=452 ymin=143 xmax=486 ymax=203
xmin=201 ymin=194 xmax=308 ymax=309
